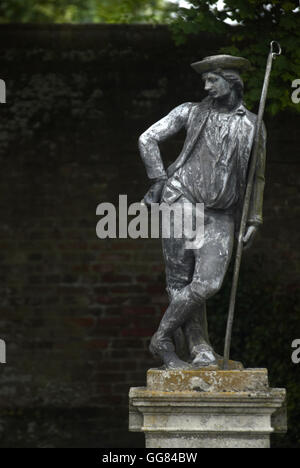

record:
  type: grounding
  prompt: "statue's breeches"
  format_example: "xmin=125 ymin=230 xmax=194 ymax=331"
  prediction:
xmin=162 ymin=197 xmax=235 ymax=303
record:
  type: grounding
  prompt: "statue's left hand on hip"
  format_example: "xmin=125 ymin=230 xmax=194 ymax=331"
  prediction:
xmin=143 ymin=178 xmax=166 ymax=207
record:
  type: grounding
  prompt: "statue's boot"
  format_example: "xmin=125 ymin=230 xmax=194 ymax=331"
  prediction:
xmin=182 ymin=304 xmax=218 ymax=367
xmin=149 ymin=287 xmax=197 ymax=369
xmin=149 ymin=333 xmax=190 ymax=369
xmin=191 ymin=343 xmax=218 ymax=367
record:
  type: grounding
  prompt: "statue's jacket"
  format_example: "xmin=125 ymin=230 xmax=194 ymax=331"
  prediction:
xmin=139 ymin=96 xmax=266 ymax=227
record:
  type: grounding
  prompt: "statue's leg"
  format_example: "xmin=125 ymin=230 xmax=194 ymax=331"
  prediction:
xmin=182 ymin=301 xmax=211 ymax=349
xmin=149 ymin=197 xmax=195 ymax=368
xmin=167 ymin=288 xmax=190 ymax=363
xmin=182 ymin=302 xmax=218 ymax=366
xmin=149 ymin=285 xmax=203 ymax=369
xmin=187 ymin=210 xmax=235 ymax=367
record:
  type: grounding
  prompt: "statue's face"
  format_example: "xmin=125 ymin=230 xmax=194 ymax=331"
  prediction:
xmin=203 ymin=72 xmax=232 ymax=100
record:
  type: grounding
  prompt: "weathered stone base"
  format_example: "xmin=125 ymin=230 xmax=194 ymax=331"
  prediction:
xmin=145 ymin=432 xmax=271 ymax=449
xmin=129 ymin=368 xmax=287 ymax=449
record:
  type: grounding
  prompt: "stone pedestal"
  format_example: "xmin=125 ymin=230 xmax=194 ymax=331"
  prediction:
xmin=129 ymin=368 xmax=286 ymax=448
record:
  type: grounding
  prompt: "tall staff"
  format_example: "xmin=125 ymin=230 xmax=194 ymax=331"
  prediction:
xmin=223 ymin=41 xmax=282 ymax=370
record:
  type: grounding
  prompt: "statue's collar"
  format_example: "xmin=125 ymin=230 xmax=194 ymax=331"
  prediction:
xmin=207 ymin=97 xmax=246 ymax=116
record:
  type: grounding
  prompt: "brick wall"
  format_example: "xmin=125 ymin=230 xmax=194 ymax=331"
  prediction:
xmin=0 ymin=24 xmax=299 ymax=448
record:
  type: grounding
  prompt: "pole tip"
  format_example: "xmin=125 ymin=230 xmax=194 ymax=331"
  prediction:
xmin=270 ymin=41 xmax=282 ymax=58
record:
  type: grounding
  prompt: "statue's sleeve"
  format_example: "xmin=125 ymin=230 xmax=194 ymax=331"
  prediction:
xmin=138 ymin=103 xmax=192 ymax=180
xmin=247 ymin=123 xmax=267 ymax=226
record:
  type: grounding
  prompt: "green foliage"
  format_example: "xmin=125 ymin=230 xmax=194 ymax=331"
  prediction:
xmin=169 ymin=0 xmax=300 ymax=114
xmin=93 ymin=0 xmax=170 ymax=23
xmin=0 ymin=0 xmax=171 ymax=23
xmin=0 ymin=0 xmax=93 ymax=22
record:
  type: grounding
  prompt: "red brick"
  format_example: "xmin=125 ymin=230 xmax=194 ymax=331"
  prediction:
xmin=105 ymin=307 xmax=124 ymax=315
xmin=58 ymin=286 xmax=87 ymax=295
xmin=98 ymin=385 xmax=113 ymax=395
xmin=110 ymin=285 xmax=144 ymax=294
xmin=112 ymin=241 xmax=141 ymax=251
xmin=95 ymin=285 xmax=111 ymax=293
xmin=96 ymin=296 xmax=125 ymax=305
xmin=102 ymin=273 xmax=132 ymax=283
xmin=69 ymin=317 xmax=95 ymax=327
xmin=126 ymin=372 xmax=147 ymax=383
xmin=91 ymin=327 xmax=118 ymax=337
xmin=151 ymin=296 xmax=169 ymax=304
xmin=97 ymin=317 xmax=125 ymax=327
xmin=110 ymin=350 xmax=132 ymax=359
xmin=131 ymin=317 xmax=156 ymax=328
xmin=71 ymin=264 xmax=90 ymax=272
xmin=112 ymin=339 xmax=142 ymax=349
xmin=84 ymin=339 xmax=108 ymax=349
xmin=152 ymin=264 xmax=165 ymax=272
xmin=112 ymin=383 xmax=132 ymax=395
xmin=92 ymin=264 xmax=114 ymax=272
xmin=99 ymin=252 xmax=132 ymax=261
xmin=116 ymin=361 xmax=138 ymax=371
xmin=121 ymin=306 xmax=155 ymax=316
xmin=98 ymin=361 xmax=122 ymax=371
xmin=147 ymin=284 xmax=165 ymax=294
xmin=106 ymin=395 xmax=124 ymax=405
xmin=121 ymin=327 xmax=154 ymax=337
xmin=58 ymin=241 xmax=88 ymax=250
xmin=96 ymin=372 xmax=127 ymax=383
xmin=136 ymin=274 xmax=153 ymax=282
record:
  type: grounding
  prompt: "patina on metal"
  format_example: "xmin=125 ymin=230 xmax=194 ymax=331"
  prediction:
xmin=138 ymin=51 xmax=272 ymax=370
xmin=223 ymin=41 xmax=282 ymax=369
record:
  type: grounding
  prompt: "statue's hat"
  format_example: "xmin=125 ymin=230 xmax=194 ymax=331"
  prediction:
xmin=191 ymin=54 xmax=251 ymax=74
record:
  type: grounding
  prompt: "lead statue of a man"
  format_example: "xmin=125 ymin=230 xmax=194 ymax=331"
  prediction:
xmin=138 ymin=55 xmax=266 ymax=369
